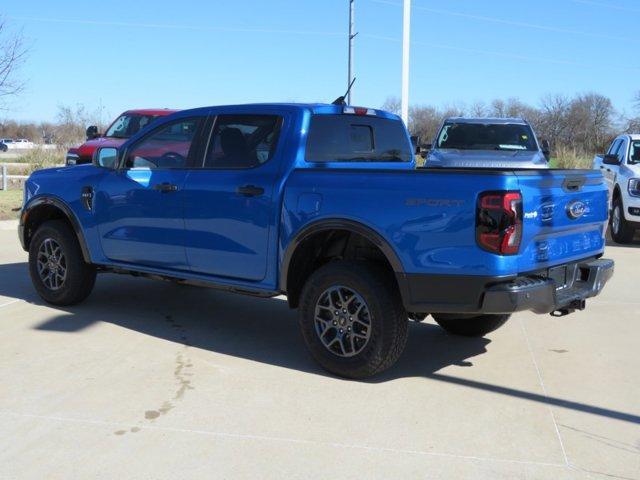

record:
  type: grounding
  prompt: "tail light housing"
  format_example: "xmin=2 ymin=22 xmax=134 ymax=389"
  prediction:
xmin=476 ymin=191 xmax=523 ymax=255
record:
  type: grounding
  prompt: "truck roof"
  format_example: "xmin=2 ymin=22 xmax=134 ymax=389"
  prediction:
xmin=444 ymin=117 xmax=528 ymax=125
xmin=122 ymin=108 xmax=178 ymax=116
xmin=171 ymin=103 xmax=401 ymax=121
xmin=626 ymin=134 xmax=640 ymax=140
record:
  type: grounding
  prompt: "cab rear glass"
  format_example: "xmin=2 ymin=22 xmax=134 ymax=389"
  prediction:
xmin=305 ymin=114 xmax=412 ymax=163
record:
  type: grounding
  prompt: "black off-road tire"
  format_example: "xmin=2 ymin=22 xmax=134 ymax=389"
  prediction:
xmin=298 ymin=261 xmax=408 ymax=379
xmin=610 ymin=196 xmax=636 ymax=244
xmin=433 ymin=313 xmax=510 ymax=337
xmin=28 ymin=220 xmax=97 ymax=306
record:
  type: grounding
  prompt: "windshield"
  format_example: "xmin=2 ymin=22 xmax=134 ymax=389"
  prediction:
xmin=436 ymin=122 xmax=537 ymax=151
xmin=105 ymin=113 xmax=160 ymax=139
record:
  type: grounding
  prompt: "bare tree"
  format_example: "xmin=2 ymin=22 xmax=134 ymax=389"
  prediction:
xmin=54 ymin=104 xmax=106 ymax=147
xmin=0 ymin=18 xmax=28 ymax=107
xmin=382 ymin=96 xmax=401 ymax=115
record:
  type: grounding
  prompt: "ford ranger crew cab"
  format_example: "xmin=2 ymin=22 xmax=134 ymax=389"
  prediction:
xmin=20 ymin=104 xmax=613 ymax=378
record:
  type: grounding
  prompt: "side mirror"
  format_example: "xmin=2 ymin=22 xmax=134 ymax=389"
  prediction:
xmin=418 ymin=144 xmax=432 ymax=159
xmin=540 ymin=139 xmax=551 ymax=161
xmin=86 ymin=125 xmax=100 ymax=140
xmin=93 ymin=147 xmax=118 ymax=169
xmin=602 ymin=153 xmax=620 ymax=166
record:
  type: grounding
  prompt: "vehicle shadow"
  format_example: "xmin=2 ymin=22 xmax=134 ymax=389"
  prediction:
xmin=3 ymin=262 xmax=639 ymax=425
xmin=2 ymin=262 xmax=490 ymax=379
xmin=605 ymin=231 xmax=640 ymax=249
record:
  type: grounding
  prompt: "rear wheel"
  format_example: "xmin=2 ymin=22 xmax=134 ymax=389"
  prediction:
xmin=28 ymin=220 xmax=96 ymax=306
xmin=433 ymin=313 xmax=510 ymax=337
xmin=610 ymin=196 xmax=635 ymax=244
xmin=298 ymin=261 xmax=408 ymax=379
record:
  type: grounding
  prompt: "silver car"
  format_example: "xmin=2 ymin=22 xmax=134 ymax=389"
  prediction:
xmin=423 ymin=118 xmax=549 ymax=168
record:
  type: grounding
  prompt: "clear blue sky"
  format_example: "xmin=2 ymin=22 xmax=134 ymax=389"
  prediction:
xmin=4 ymin=0 xmax=640 ymax=122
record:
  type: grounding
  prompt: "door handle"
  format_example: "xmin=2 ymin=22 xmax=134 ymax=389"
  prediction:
xmin=236 ymin=185 xmax=264 ymax=197
xmin=154 ymin=182 xmax=178 ymax=193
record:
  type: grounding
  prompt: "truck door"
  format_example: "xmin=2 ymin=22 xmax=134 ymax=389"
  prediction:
xmin=601 ymin=138 xmax=624 ymax=196
xmin=182 ymin=113 xmax=285 ymax=281
xmin=94 ymin=117 xmax=205 ymax=270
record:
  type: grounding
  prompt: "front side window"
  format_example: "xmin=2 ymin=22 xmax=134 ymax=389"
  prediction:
xmin=306 ymin=115 xmax=411 ymax=162
xmin=124 ymin=118 xmax=202 ymax=169
xmin=607 ymin=139 xmax=622 ymax=156
xmin=436 ymin=122 xmax=537 ymax=152
xmin=202 ymin=115 xmax=282 ymax=169
xmin=105 ymin=113 xmax=161 ymax=139
xmin=616 ymin=140 xmax=628 ymax=162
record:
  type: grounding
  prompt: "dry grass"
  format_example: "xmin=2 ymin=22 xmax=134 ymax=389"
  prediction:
xmin=0 ymin=189 xmax=22 ymax=220
xmin=553 ymin=146 xmax=592 ymax=169
xmin=19 ymin=148 xmax=66 ymax=173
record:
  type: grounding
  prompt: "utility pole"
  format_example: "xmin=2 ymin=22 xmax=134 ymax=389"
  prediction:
xmin=348 ymin=0 xmax=356 ymax=105
xmin=401 ymin=0 xmax=411 ymax=125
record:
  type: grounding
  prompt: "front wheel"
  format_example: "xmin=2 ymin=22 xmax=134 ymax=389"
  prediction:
xmin=433 ymin=313 xmax=510 ymax=337
xmin=610 ymin=197 xmax=636 ymax=244
xmin=28 ymin=220 xmax=97 ymax=306
xmin=298 ymin=261 xmax=408 ymax=379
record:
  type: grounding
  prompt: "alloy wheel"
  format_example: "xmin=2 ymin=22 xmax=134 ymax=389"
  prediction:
xmin=314 ymin=285 xmax=372 ymax=357
xmin=37 ymin=238 xmax=67 ymax=290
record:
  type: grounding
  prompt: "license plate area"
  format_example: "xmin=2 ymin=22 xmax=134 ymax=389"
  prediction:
xmin=548 ymin=265 xmax=568 ymax=290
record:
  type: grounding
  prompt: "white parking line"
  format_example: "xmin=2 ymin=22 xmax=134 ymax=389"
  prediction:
xmin=518 ymin=317 xmax=570 ymax=467
xmin=0 ymin=299 xmax=21 ymax=308
xmin=0 ymin=410 xmax=570 ymax=470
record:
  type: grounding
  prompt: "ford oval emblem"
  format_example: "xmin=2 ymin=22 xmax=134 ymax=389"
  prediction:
xmin=567 ymin=200 xmax=586 ymax=220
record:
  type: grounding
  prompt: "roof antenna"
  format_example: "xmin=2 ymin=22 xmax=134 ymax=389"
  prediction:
xmin=332 ymin=77 xmax=356 ymax=106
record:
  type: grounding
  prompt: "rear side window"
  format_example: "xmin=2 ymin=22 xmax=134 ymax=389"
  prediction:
xmin=202 ymin=114 xmax=282 ymax=169
xmin=305 ymin=115 xmax=412 ymax=163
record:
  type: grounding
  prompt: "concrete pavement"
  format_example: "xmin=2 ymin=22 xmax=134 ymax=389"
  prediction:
xmin=0 ymin=222 xmax=638 ymax=479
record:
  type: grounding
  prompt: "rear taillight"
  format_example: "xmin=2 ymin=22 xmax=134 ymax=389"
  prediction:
xmin=476 ymin=191 xmax=523 ymax=255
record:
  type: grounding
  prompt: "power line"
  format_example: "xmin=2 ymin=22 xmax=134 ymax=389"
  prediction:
xmin=361 ymin=33 xmax=640 ymax=72
xmin=369 ymin=0 xmax=637 ymax=44
xmin=569 ymin=0 xmax=640 ymax=13
xmin=6 ymin=15 xmax=344 ymax=37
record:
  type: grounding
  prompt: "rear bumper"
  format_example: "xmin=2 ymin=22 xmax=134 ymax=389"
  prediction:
xmin=398 ymin=258 xmax=614 ymax=315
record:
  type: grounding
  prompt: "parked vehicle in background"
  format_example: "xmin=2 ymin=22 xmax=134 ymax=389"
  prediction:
xmin=422 ymin=118 xmax=550 ymax=168
xmin=20 ymin=103 xmax=613 ymax=378
xmin=0 ymin=138 xmax=35 ymax=150
xmin=65 ymin=109 xmax=177 ymax=165
xmin=13 ymin=139 xmax=35 ymax=149
xmin=593 ymin=134 xmax=640 ymax=243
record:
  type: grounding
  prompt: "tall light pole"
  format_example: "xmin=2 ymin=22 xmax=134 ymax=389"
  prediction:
xmin=401 ymin=0 xmax=411 ymax=125
xmin=348 ymin=0 xmax=356 ymax=105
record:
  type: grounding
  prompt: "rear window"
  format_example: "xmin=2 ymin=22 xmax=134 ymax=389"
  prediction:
xmin=437 ymin=122 xmax=537 ymax=152
xmin=305 ymin=115 xmax=412 ymax=163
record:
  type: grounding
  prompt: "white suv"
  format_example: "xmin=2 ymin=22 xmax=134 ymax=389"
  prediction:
xmin=593 ymin=134 xmax=640 ymax=243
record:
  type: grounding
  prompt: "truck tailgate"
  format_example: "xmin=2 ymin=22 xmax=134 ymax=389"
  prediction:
xmin=515 ymin=170 xmax=608 ymax=273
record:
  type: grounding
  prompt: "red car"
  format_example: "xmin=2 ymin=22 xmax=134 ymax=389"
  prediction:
xmin=65 ymin=109 xmax=178 ymax=165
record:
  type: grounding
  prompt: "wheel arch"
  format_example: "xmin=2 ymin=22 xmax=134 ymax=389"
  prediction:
xmin=280 ymin=219 xmax=406 ymax=308
xmin=20 ymin=196 xmax=91 ymax=263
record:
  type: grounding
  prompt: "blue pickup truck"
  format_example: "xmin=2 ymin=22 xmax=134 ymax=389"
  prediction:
xmin=19 ymin=103 xmax=614 ymax=378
